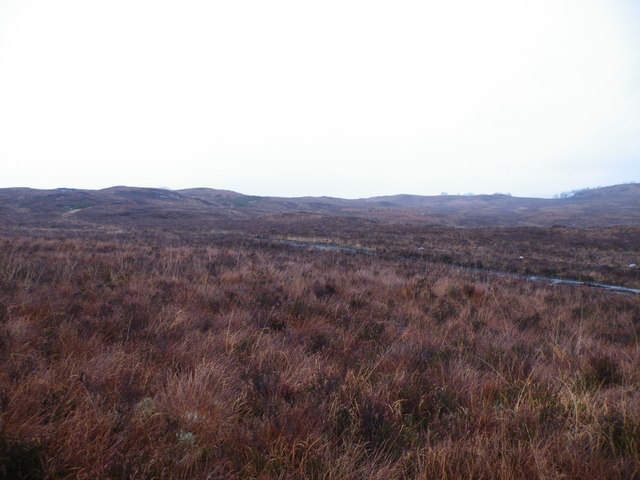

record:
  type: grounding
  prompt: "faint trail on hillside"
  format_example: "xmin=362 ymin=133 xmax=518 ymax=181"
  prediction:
xmin=255 ymin=237 xmax=640 ymax=295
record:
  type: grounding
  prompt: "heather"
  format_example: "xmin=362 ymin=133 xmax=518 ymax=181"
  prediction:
xmin=1 ymin=232 xmax=639 ymax=479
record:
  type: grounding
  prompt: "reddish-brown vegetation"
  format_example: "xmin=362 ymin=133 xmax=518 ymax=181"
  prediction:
xmin=214 ymin=221 xmax=640 ymax=288
xmin=2 ymin=183 xmax=640 ymax=230
xmin=0 ymin=228 xmax=639 ymax=479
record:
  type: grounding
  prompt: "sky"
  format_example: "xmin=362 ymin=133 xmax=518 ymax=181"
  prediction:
xmin=0 ymin=0 xmax=639 ymax=198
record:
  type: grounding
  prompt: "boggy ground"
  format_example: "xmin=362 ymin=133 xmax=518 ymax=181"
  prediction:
xmin=0 ymin=230 xmax=639 ymax=479
xmin=221 ymin=218 xmax=640 ymax=288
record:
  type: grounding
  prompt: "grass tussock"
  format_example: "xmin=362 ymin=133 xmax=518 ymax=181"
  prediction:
xmin=0 ymin=232 xmax=639 ymax=479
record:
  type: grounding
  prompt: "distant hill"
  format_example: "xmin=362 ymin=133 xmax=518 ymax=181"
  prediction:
xmin=0 ymin=183 xmax=639 ymax=230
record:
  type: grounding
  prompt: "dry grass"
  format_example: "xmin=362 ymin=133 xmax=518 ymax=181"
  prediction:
xmin=0 ymin=231 xmax=639 ymax=479
xmin=220 ymin=222 xmax=640 ymax=288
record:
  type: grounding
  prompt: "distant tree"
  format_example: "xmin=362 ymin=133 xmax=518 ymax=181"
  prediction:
xmin=554 ymin=190 xmax=576 ymax=199
xmin=554 ymin=185 xmax=612 ymax=199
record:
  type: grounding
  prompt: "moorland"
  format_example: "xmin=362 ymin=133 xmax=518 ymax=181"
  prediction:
xmin=0 ymin=184 xmax=639 ymax=479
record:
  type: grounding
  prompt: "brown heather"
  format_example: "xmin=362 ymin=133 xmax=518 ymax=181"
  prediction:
xmin=0 ymin=230 xmax=639 ymax=479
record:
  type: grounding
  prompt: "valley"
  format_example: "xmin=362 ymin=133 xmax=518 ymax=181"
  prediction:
xmin=0 ymin=184 xmax=639 ymax=479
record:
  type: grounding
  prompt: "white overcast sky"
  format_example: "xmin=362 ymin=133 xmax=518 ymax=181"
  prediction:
xmin=1 ymin=0 xmax=639 ymax=198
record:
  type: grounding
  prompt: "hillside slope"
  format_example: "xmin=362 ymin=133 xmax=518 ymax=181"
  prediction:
xmin=0 ymin=183 xmax=639 ymax=229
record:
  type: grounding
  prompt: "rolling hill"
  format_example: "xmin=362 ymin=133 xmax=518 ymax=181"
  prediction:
xmin=0 ymin=183 xmax=639 ymax=230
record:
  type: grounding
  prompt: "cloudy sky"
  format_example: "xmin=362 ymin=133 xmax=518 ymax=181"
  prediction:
xmin=1 ymin=0 xmax=639 ymax=198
